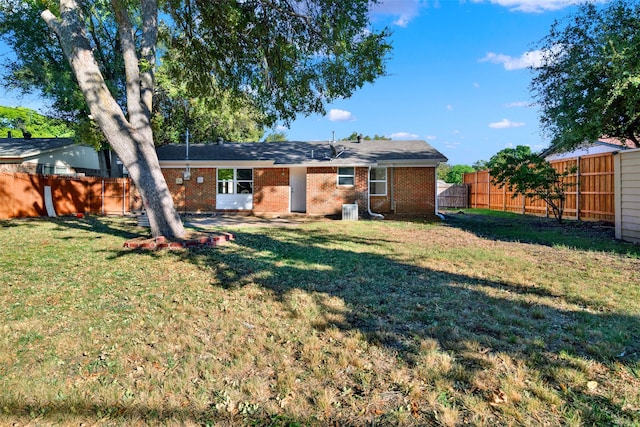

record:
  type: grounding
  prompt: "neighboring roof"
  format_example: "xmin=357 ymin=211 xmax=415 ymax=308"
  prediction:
xmin=595 ymin=137 xmax=638 ymax=150
xmin=156 ymin=140 xmax=448 ymax=166
xmin=0 ymin=137 xmax=77 ymax=161
xmin=543 ymin=137 xmax=639 ymax=161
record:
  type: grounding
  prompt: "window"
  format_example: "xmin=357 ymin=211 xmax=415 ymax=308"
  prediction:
xmin=236 ymin=168 xmax=253 ymax=194
xmin=40 ymin=163 xmax=70 ymax=175
xmin=369 ymin=167 xmax=387 ymax=196
xmin=337 ymin=167 xmax=355 ymax=186
xmin=217 ymin=168 xmax=253 ymax=194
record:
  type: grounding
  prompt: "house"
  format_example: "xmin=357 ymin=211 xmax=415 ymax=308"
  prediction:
xmin=156 ymin=139 xmax=448 ymax=217
xmin=614 ymin=147 xmax=640 ymax=243
xmin=543 ymin=137 xmax=637 ymax=161
xmin=0 ymin=137 xmax=100 ymax=176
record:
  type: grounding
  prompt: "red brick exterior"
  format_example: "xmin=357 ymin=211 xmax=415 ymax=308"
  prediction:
xmin=306 ymin=166 xmax=368 ymax=215
xmin=159 ymin=165 xmax=437 ymax=216
xmin=164 ymin=168 xmax=217 ymax=213
xmin=253 ymin=168 xmax=290 ymax=214
xmin=392 ymin=167 xmax=437 ymax=215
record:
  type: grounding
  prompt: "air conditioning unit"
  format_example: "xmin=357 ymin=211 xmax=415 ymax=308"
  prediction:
xmin=342 ymin=204 xmax=359 ymax=221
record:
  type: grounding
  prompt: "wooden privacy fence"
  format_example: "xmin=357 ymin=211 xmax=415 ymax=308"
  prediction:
xmin=463 ymin=152 xmax=615 ymax=222
xmin=437 ymin=181 xmax=469 ymax=209
xmin=0 ymin=172 xmax=132 ymax=219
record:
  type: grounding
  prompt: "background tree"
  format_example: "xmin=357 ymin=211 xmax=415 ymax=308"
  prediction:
xmin=472 ymin=159 xmax=488 ymax=171
xmin=532 ymin=0 xmax=640 ymax=152
xmin=262 ymin=131 xmax=288 ymax=142
xmin=0 ymin=106 xmax=74 ymax=138
xmin=488 ymin=146 xmax=575 ymax=222
xmin=444 ymin=164 xmax=474 ymax=184
xmin=436 ymin=162 xmax=451 ymax=181
xmin=340 ymin=131 xmax=391 ymax=141
xmin=1 ymin=0 xmax=391 ymax=238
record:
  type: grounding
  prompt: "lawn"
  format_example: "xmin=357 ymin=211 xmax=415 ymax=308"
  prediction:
xmin=0 ymin=211 xmax=639 ymax=426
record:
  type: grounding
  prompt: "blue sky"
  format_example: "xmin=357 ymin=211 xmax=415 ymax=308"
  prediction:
xmin=1 ymin=0 xmax=605 ymax=165
xmin=283 ymin=0 xmax=606 ymax=165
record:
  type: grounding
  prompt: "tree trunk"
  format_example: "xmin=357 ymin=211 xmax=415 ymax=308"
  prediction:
xmin=42 ymin=0 xmax=185 ymax=238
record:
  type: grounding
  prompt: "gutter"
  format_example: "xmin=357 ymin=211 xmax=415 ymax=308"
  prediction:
xmin=434 ymin=165 xmax=444 ymax=220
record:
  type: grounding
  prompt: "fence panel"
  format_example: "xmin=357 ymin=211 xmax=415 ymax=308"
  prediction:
xmin=0 ymin=172 xmax=132 ymax=219
xmin=437 ymin=183 xmax=469 ymax=208
xmin=462 ymin=152 xmax=615 ymax=222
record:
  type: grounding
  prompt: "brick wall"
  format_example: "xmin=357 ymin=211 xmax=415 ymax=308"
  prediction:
xmin=253 ymin=168 xmax=290 ymax=214
xmin=157 ymin=165 xmax=437 ymax=216
xmin=164 ymin=168 xmax=217 ymax=213
xmin=393 ymin=167 xmax=436 ymax=215
xmin=306 ymin=166 xmax=368 ymax=215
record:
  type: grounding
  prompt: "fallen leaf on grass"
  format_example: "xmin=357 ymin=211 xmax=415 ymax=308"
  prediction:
xmin=489 ymin=389 xmax=508 ymax=406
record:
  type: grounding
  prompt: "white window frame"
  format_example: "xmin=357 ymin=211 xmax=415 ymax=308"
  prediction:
xmin=337 ymin=167 xmax=355 ymax=186
xmin=217 ymin=168 xmax=253 ymax=194
xmin=369 ymin=167 xmax=387 ymax=196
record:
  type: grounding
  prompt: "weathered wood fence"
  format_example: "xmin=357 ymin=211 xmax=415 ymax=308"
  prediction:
xmin=0 ymin=172 xmax=132 ymax=219
xmin=437 ymin=181 xmax=469 ymax=209
xmin=463 ymin=152 xmax=615 ymax=222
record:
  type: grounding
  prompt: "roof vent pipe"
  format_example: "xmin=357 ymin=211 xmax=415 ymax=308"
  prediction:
xmin=217 ymin=136 xmax=224 ymax=145
xmin=185 ymin=128 xmax=189 ymax=160
xmin=357 ymin=134 xmax=363 ymax=143
xmin=7 ymin=131 xmax=11 ymax=138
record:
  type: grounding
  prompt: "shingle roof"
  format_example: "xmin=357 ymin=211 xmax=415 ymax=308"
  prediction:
xmin=156 ymin=140 xmax=447 ymax=165
xmin=0 ymin=138 xmax=77 ymax=159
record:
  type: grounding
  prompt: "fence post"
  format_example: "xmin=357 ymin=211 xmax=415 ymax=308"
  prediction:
xmin=575 ymin=157 xmax=581 ymax=220
xmin=474 ymin=172 xmax=478 ymax=208
xmin=101 ymin=179 xmax=105 ymax=215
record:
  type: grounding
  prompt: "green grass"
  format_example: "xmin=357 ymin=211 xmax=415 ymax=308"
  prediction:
xmin=0 ymin=213 xmax=639 ymax=426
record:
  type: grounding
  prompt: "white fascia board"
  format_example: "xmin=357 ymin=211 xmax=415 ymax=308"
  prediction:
xmin=159 ymin=160 xmax=275 ymax=168
xmin=377 ymin=159 xmax=442 ymax=167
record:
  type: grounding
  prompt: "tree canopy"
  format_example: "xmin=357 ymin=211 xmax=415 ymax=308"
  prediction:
xmin=531 ymin=0 xmax=640 ymax=152
xmin=488 ymin=146 xmax=575 ymax=222
xmin=340 ymin=132 xmax=390 ymax=141
xmin=0 ymin=0 xmax=392 ymax=238
xmin=0 ymin=105 xmax=74 ymax=138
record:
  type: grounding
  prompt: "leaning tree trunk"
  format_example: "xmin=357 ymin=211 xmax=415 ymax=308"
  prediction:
xmin=42 ymin=0 xmax=185 ymax=238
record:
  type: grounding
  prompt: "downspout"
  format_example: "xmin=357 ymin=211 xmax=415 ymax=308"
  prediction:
xmin=390 ymin=166 xmax=395 ymax=213
xmin=367 ymin=166 xmax=384 ymax=219
xmin=435 ymin=164 xmax=444 ymax=220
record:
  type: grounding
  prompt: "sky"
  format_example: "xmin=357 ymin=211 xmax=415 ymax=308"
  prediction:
xmin=0 ymin=0 xmax=607 ymax=166
xmin=282 ymin=0 xmax=607 ymax=165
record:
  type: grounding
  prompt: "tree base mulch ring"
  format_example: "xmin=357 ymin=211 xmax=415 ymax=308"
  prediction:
xmin=123 ymin=232 xmax=235 ymax=250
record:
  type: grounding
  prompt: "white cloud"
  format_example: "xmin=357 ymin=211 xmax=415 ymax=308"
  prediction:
xmin=390 ymin=131 xmax=420 ymax=139
xmin=274 ymin=124 xmax=288 ymax=131
xmin=505 ymin=101 xmax=530 ymax=108
xmin=446 ymin=104 xmax=454 ymax=111
xmin=470 ymin=0 xmax=605 ymax=13
xmin=425 ymin=135 xmax=437 ymax=141
xmin=328 ymin=109 xmax=355 ymax=122
xmin=489 ymin=118 xmax=525 ymax=129
xmin=480 ymin=50 xmax=548 ymax=70
xmin=444 ymin=141 xmax=461 ymax=149
xmin=371 ymin=0 xmax=438 ymax=27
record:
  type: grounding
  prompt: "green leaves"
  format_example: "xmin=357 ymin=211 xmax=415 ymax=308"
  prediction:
xmin=532 ymin=0 xmax=640 ymax=151
xmin=162 ymin=0 xmax=391 ymax=126
xmin=0 ymin=106 xmax=74 ymax=138
xmin=488 ymin=146 xmax=575 ymax=222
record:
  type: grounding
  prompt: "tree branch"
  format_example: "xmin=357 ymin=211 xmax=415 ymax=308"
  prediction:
xmin=111 ymin=0 xmax=143 ymax=127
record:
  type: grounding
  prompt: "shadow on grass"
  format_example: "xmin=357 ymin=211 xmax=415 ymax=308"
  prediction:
xmin=442 ymin=210 xmax=640 ymax=258
xmin=5 ymin=217 xmax=639 ymax=425
xmin=167 ymin=225 xmax=639 ymax=424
